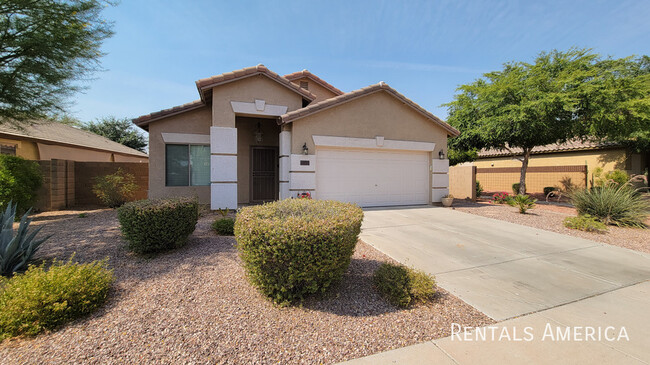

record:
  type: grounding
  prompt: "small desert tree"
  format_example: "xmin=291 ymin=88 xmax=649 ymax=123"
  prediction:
xmin=82 ymin=117 xmax=147 ymax=152
xmin=0 ymin=0 xmax=114 ymax=125
xmin=445 ymin=49 xmax=649 ymax=194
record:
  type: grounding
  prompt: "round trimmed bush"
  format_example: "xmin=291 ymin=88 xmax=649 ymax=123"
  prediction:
xmin=212 ymin=217 xmax=235 ymax=235
xmin=373 ymin=262 xmax=436 ymax=308
xmin=235 ymin=199 xmax=364 ymax=305
xmin=0 ymin=259 xmax=113 ymax=340
xmin=117 ymin=197 xmax=199 ymax=254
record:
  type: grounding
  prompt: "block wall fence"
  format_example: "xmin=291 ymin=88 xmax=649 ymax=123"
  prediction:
xmin=35 ymin=159 xmax=148 ymax=211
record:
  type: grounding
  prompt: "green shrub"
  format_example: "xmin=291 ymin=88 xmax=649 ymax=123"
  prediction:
xmin=1 ymin=202 xmax=51 ymax=277
xmin=235 ymin=199 xmax=363 ymax=305
xmin=373 ymin=262 xmax=436 ymax=308
xmin=0 ymin=155 xmax=42 ymax=216
xmin=507 ymin=194 xmax=537 ymax=214
xmin=476 ymin=181 xmax=484 ymax=197
xmin=117 ymin=198 xmax=199 ymax=254
xmin=544 ymin=186 xmax=557 ymax=197
xmin=570 ymin=185 xmax=649 ymax=227
xmin=212 ymin=217 xmax=234 ymax=235
xmin=592 ymin=168 xmax=630 ymax=187
xmin=512 ymin=183 xmax=521 ymax=194
xmin=604 ymin=170 xmax=629 ymax=186
xmin=0 ymin=258 xmax=113 ymax=340
xmin=563 ymin=215 xmax=608 ymax=233
xmin=92 ymin=168 xmax=138 ymax=208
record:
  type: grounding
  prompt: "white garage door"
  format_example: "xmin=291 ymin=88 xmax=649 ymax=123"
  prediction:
xmin=316 ymin=148 xmax=430 ymax=207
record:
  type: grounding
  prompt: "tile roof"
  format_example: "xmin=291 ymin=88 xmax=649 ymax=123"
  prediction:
xmin=0 ymin=121 xmax=148 ymax=157
xmin=284 ymin=70 xmax=344 ymax=96
xmin=478 ymin=140 xmax=621 ymax=157
xmin=133 ymin=100 xmax=205 ymax=129
xmin=280 ymin=82 xmax=460 ymax=136
xmin=195 ymin=64 xmax=316 ymax=102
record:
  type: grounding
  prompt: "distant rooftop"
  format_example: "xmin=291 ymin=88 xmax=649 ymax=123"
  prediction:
xmin=0 ymin=121 xmax=148 ymax=158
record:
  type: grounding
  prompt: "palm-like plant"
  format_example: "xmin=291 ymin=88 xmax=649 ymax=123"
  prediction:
xmin=507 ymin=194 xmax=537 ymax=214
xmin=1 ymin=202 xmax=51 ymax=277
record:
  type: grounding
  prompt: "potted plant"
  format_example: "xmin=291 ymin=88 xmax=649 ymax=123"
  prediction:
xmin=441 ymin=194 xmax=454 ymax=207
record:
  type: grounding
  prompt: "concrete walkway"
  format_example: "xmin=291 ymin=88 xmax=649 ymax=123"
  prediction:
xmin=342 ymin=206 xmax=650 ymax=364
xmin=344 ymin=280 xmax=650 ymax=364
xmin=359 ymin=206 xmax=650 ymax=321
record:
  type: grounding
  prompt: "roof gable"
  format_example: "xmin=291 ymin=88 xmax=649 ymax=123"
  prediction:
xmin=284 ymin=70 xmax=344 ymax=96
xmin=280 ymin=82 xmax=460 ymax=136
xmin=195 ymin=64 xmax=316 ymax=103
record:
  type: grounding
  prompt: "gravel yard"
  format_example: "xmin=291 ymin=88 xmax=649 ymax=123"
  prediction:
xmin=452 ymin=200 xmax=650 ymax=254
xmin=0 ymin=209 xmax=492 ymax=364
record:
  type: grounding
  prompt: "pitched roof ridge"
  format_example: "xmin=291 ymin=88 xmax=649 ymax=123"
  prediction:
xmin=280 ymin=82 xmax=460 ymax=136
xmin=195 ymin=65 xmax=316 ymax=101
xmin=133 ymin=100 xmax=205 ymax=127
xmin=283 ymin=70 xmax=344 ymax=95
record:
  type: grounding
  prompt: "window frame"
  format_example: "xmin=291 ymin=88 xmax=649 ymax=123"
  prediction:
xmin=164 ymin=143 xmax=210 ymax=187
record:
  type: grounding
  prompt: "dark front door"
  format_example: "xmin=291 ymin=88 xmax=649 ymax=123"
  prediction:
xmin=251 ymin=146 xmax=278 ymax=203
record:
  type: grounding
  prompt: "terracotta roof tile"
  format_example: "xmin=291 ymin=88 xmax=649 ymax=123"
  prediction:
xmin=284 ymin=70 xmax=344 ymax=96
xmin=478 ymin=140 xmax=620 ymax=157
xmin=0 ymin=121 xmax=148 ymax=158
xmin=280 ymin=82 xmax=460 ymax=136
xmin=132 ymin=100 xmax=205 ymax=129
xmin=195 ymin=64 xmax=316 ymax=102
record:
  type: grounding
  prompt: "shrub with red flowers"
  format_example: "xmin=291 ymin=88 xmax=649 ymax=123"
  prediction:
xmin=492 ymin=192 xmax=512 ymax=204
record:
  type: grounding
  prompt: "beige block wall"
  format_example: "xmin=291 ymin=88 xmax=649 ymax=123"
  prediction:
xmin=235 ymin=117 xmax=281 ymax=204
xmin=147 ymin=106 xmax=212 ymax=203
xmin=476 ymin=169 xmax=587 ymax=193
xmin=290 ymin=91 xmax=449 ymax=157
xmin=449 ymin=165 xmax=476 ymax=200
xmin=211 ymin=75 xmax=304 ymax=128
xmin=474 ymin=149 xmax=628 ymax=174
xmin=290 ymin=77 xmax=339 ymax=103
xmin=0 ymin=137 xmax=40 ymax=159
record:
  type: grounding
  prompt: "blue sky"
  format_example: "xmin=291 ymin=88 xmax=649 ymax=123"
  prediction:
xmin=72 ymin=0 xmax=650 ymax=124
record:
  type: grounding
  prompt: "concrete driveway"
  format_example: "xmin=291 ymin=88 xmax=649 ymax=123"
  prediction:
xmin=360 ymin=206 xmax=650 ymax=321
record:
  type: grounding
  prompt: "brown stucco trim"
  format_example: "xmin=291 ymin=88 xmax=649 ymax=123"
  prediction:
xmin=132 ymin=100 xmax=205 ymax=129
xmin=476 ymin=165 xmax=587 ymax=173
xmin=195 ymin=64 xmax=316 ymax=103
xmin=279 ymin=82 xmax=460 ymax=137
xmin=284 ymin=70 xmax=344 ymax=96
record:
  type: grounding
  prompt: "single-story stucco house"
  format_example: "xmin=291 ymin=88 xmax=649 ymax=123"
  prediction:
xmin=0 ymin=121 xmax=148 ymax=162
xmin=133 ymin=65 xmax=458 ymax=209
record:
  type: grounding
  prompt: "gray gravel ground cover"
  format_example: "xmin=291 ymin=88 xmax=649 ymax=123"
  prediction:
xmin=452 ymin=200 xmax=650 ymax=254
xmin=0 ymin=209 xmax=492 ymax=364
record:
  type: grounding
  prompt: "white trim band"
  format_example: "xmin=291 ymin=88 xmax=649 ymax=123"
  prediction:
xmin=161 ymin=133 xmax=210 ymax=145
xmin=312 ymin=135 xmax=435 ymax=152
xmin=231 ymin=100 xmax=288 ymax=117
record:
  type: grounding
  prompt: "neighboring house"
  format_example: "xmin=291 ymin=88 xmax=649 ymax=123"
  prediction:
xmin=0 ymin=121 xmax=148 ymax=162
xmin=474 ymin=140 xmax=648 ymax=192
xmin=133 ymin=64 xmax=458 ymax=209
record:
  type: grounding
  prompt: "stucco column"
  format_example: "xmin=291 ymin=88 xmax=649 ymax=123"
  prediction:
xmin=431 ymin=158 xmax=450 ymax=202
xmin=279 ymin=131 xmax=291 ymax=199
xmin=210 ymin=126 xmax=237 ymax=209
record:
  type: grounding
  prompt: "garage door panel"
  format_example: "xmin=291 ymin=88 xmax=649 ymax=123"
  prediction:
xmin=316 ymin=148 xmax=429 ymax=207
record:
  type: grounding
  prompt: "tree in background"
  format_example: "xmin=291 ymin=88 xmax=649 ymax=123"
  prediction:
xmin=0 ymin=0 xmax=114 ymax=125
xmin=444 ymin=49 xmax=650 ymax=194
xmin=82 ymin=117 xmax=147 ymax=152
